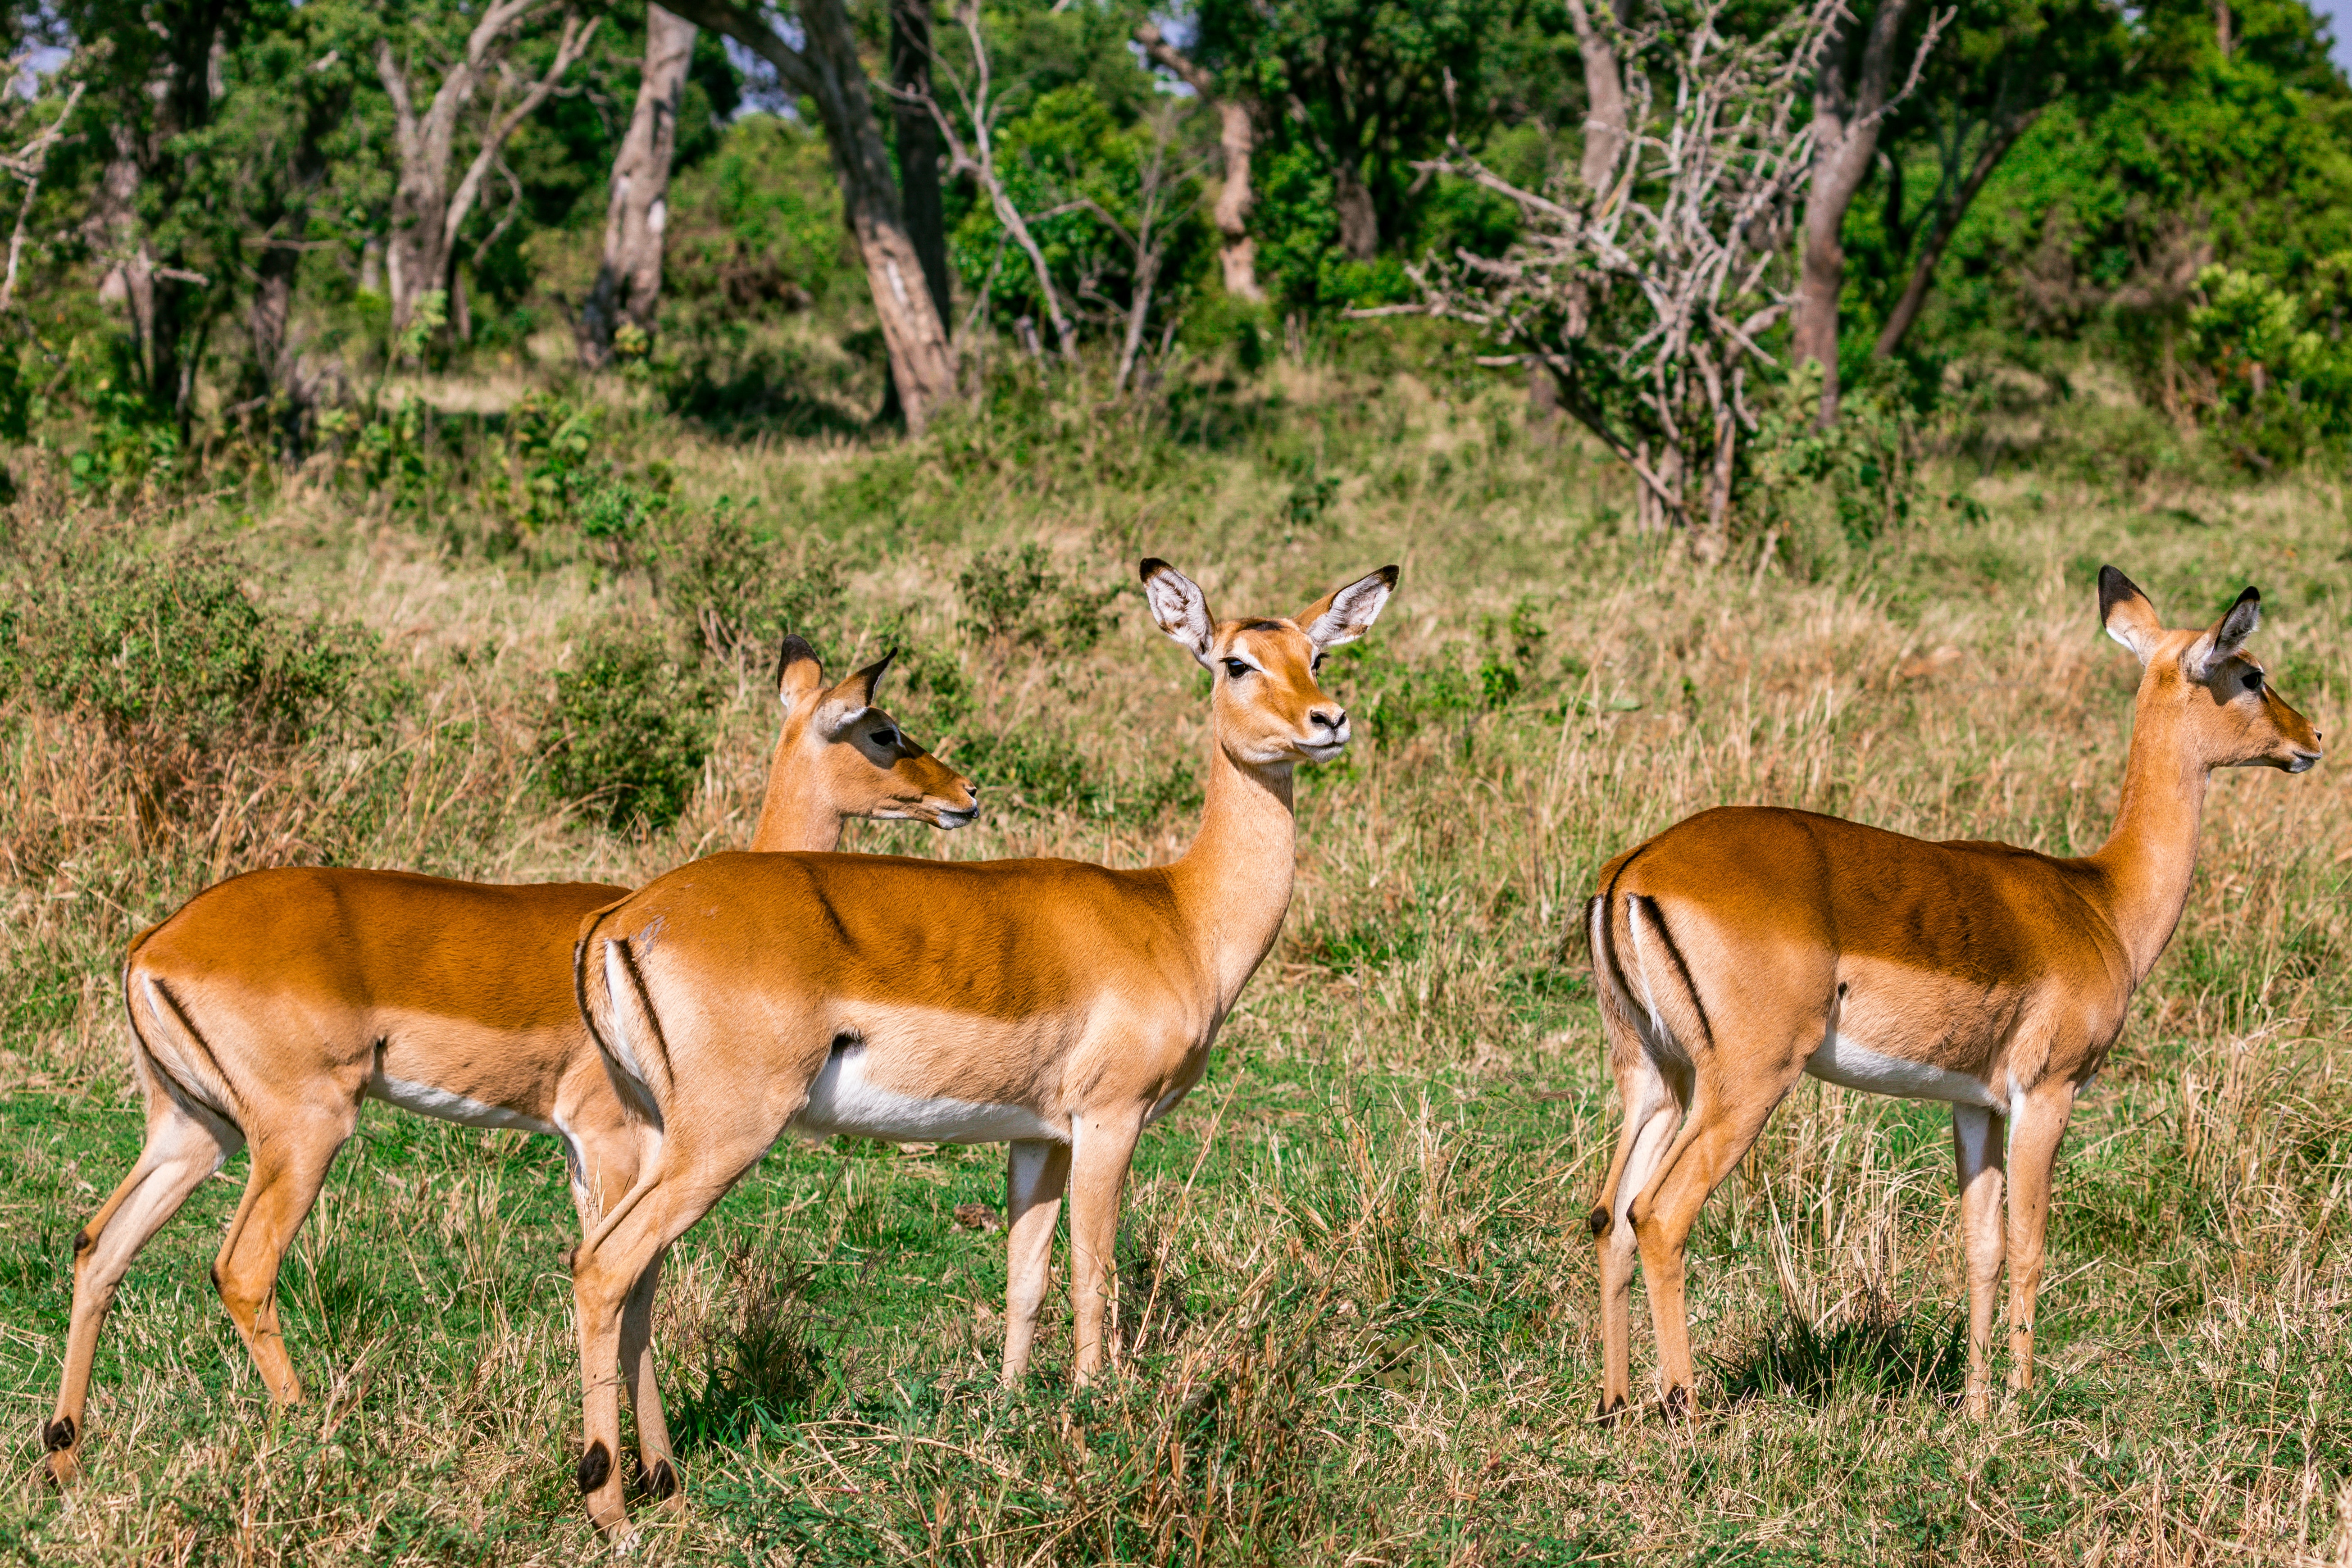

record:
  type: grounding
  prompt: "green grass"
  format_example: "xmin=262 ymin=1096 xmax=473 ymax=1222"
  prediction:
xmin=0 ymin=363 xmax=2348 ymax=1562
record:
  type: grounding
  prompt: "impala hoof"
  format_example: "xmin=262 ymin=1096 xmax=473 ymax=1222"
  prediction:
xmin=578 ymin=1439 xmax=612 ymax=1495
xmin=1592 ymin=1393 xmax=1628 ymax=1424
xmin=1661 ymin=1385 xmax=1692 ymax=1420
xmin=643 ymin=1457 xmax=677 ymax=1500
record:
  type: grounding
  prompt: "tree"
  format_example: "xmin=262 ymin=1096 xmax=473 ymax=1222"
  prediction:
xmin=1135 ymin=19 xmax=1261 ymax=300
xmin=1199 ymin=0 xmax=1496 ymax=263
xmin=1416 ymin=0 xmax=1850 ymax=559
xmin=1789 ymin=0 xmax=1935 ymax=424
xmin=71 ymin=0 xmax=247 ymax=418
xmin=665 ymin=0 xmax=959 ymax=431
xmin=1866 ymin=0 xmax=2125 ymax=360
xmin=375 ymin=0 xmax=600 ymax=337
xmin=579 ymin=6 xmax=697 ymax=368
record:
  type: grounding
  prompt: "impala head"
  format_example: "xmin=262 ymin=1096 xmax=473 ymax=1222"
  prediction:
xmin=771 ymin=636 xmax=979 ymax=829
xmin=1140 ymin=559 xmax=1399 ymax=767
xmin=2100 ymin=566 xmax=2323 ymax=773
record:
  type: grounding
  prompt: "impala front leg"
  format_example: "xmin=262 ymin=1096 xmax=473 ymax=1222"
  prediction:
xmin=1002 ymin=1138 xmax=1071 ymax=1383
xmin=1066 ymin=1106 xmax=1147 ymax=1384
xmin=1950 ymin=1104 xmax=2006 ymax=1418
xmin=2003 ymin=1084 xmax=2076 ymax=1396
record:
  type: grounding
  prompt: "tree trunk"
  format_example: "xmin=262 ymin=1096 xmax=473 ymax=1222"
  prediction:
xmin=1793 ymin=0 xmax=1919 ymax=425
xmin=378 ymin=3 xmax=598 ymax=337
xmin=1872 ymin=105 xmax=2041 ymax=359
xmin=891 ymin=0 xmax=952 ymax=324
xmin=1567 ymin=0 xmax=1633 ymax=191
xmin=582 ymin=6 xmax=698 ymax=368
xmin=1334 ymin=159 xmax=1378 ymax=261
xmin=1136 ymin=22 xmax=1261 ymax=301
xmin=667 ymin=0 xmax=958 ymax=430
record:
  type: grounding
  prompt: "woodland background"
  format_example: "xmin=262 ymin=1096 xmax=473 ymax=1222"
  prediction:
xmin=0 ymin=0 xmax=2349 ymax=1563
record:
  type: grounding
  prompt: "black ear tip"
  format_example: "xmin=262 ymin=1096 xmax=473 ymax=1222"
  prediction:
xmin=2097 ymin=565 xmax=2144 ymax=617
xmin=2235 ymin=585 xmax=2261 ymax=606
xmin=776 ymin=633 xmax=821 ymax=684
xmin=1139 ymin=558 xmax=1171 ymax=582
xmin=1377 ymin=564 xmax=1400 ymax=587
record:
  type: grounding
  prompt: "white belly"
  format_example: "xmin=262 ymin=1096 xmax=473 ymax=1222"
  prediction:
xmin=366 ymin=1069 xmax=559 ymax=1135
xmin=1802 ymin=1034 xmax=2002 ymax=1109
xmin=789 ymin=1047 xmax=1065 ymax=1145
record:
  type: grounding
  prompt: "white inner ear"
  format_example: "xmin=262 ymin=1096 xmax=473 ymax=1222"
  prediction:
xmin=820 ymin=703 xmax=871 ymax=741
xmin=2105 ymin=622 xmax=2142 ymax=655
xmin=1146 ymin=573 xmax=1215 ymax=667
xmin=1306 ymin=576 xmax=1394 ymax=650
xmin=2182 ymin=634 xmax=2220 ymax=682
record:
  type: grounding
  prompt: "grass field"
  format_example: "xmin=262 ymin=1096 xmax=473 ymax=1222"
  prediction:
xmin=1 ymin=364 xmax=2348 ymax=1564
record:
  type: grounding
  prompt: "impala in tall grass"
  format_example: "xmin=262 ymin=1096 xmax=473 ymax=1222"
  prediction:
xmin=42 ymin=640 xmax=975 ymax=1498
xmin=567 ymin=560 xmax=1396 ymax=1541
xmin=1585 ymin=568 xmax=2321 ymax=1421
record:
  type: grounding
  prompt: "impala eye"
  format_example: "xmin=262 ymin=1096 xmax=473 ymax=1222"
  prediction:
xmin=1223 ymin=658 xmax=1251 ymax=679
xmin=874 ymin=727 xmax=900 ymax=747
xmin=2243 ymin=671 xmax=2263 ymax=694
xmin=1311 ymin=652 xmax=1325 ymax=673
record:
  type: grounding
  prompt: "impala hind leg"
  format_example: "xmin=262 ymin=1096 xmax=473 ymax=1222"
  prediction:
xmin=210 ymin=1104 xmax=362 ymax=1406
xmin=2002 ymin=1084 xmax=2076 ymax=1397
xmin=45 ymin=1097 xmax=241 ymax=1484
xmin=1630 ymin=1066 xmax=1800 ymax=1413
xmin=571 ymin=1167 xmax=739 ymax=1543
xmin=1951 ymin=1105 xmax=2007 ymax=1418
xmin=1067 ymin=1107 xmax=1146 ymax=1384
xmin=1593 ymin=1047 xmax=1688 ymax=1420
xmin=1002 ymin=1138 xmax=1071 ymax=1383
xmin=563 ymin=1118 xmax=677 ymax=1497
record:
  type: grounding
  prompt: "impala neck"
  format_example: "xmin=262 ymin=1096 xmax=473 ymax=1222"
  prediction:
xmin=1169 ymin=731 xmax=1299 ymax=1016
xmin=2086 ymin=698 xmax=2210 ymax=983
xmin=748 ymin=723 xmax=846 ymax=854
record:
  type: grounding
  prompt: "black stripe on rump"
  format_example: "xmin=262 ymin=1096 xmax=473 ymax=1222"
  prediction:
xmin=1633 ymin=894 xmax=1715 ymax=1054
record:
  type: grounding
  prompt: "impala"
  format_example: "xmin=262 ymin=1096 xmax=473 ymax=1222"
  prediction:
xmin=1585 ymin=568 xmax=2322 ymax=1420
xmin=42 ymin=639 xmax=975 ymax=1496
xmin=565 ymin=559 xmax=1396 ymax=1539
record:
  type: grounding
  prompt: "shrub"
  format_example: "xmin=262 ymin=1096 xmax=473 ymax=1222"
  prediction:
xmin=655 ymin=497 xmax=842 ymax=659
xmin=0 ymin=531 xmax=391 ymax=836
xmin=955 ymin=544 xmax=1118 ymax=652
xmin=537 ymin=626 xmax=719 ymax=831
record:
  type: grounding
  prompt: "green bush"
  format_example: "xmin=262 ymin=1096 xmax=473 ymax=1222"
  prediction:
xmin=955 ymin=544 xmax=1119 ymax=652
xmin=655 ymin=497 xmax=842 ymax=659
xmin=1 ymin=533 xmax=385 ymax=751
xmin=538 ymin=627 xmax=719 ymax=831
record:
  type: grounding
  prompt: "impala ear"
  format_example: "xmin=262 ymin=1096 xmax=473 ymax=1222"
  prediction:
xmin=816 ymin=650 xmax=895 ymax=740
xmin=1140 ymin=558 xmax=1215 ymax=667
xmin=777 ymin=634 xmax=825 ymax=710
xmin=1299 ymin=565 xmax=1399 ymax=652
xmin=2098 ymin=565 xmax=2163 ymax=666
xmin=2185 ymin=586 xmax=2261 ymax=681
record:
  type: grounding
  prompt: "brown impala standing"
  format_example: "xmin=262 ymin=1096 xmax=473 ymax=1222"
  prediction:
xmin=42 ymin=640 xmax=976 ymax=1498
xmin=566 ymin=559 xmax=1397 ymax=1541
xmin=1585 ymin=567 xmax=2322 ymax=1421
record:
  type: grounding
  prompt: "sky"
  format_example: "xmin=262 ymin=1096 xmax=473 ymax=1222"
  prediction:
xmin=2319 ymin=0 xmax=2352 ymax=73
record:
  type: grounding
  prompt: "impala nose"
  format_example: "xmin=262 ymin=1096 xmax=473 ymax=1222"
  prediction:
xmin=1309 ymin=707 xmax=1345 ymax=734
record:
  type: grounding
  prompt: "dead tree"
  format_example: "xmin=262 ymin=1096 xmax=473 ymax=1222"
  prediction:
xmin=0 ymin=80 xmax=83 ymax=313
xmin=579 ymin=6 xmax=697 ymax=368
xmin=1414 ymin=0 xmax=1935 ymax=561
xmin=892 ymin=0 xmax=1081 ymax=367
xmin=665 ymin=0 xmax=960 ymax=430
xmin=377 ymin=1 xmax=600 ymax=337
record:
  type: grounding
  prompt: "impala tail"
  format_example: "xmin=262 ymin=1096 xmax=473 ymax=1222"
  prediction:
xmin=1586 ymin=867 xmax=1712 ymax=1072
xmin=574 ymin=903 xmax=670 ymax=1129
xmin=120 ymin=927 xmax=242 ymax=1132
